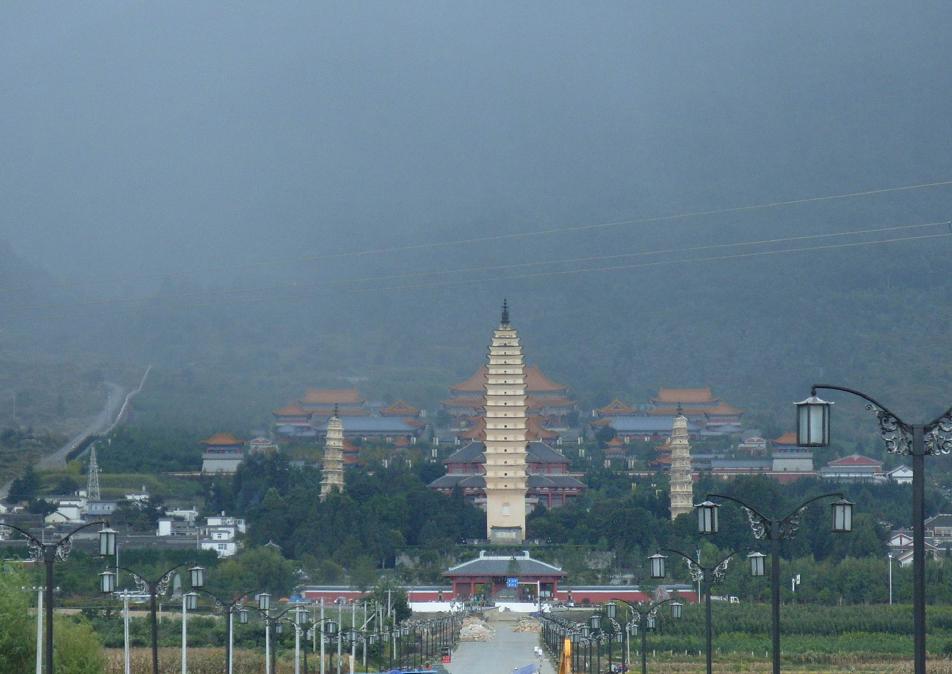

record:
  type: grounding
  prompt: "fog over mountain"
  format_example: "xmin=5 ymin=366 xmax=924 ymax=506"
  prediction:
xmin=2 ymin=2 xmax=951 ymax=425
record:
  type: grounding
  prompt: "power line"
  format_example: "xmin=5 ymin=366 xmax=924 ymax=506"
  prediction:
xmin=3 ymin=177 xmax=952 ymax=297
xmin=359 ymin=231 xmax=952 ymax=294
xmin=322 ymin=220 xmax=948 ymax=287
xmin=15 ymin=223 xmax=951 ymax=314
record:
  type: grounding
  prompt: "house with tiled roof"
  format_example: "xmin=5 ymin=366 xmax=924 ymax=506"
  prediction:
xmin=429 ymin=440 xmax=585 ymax=509
xmin=819 ymin=454 xmax=885 ymax=482
xmin=201 ymin=433 xmax=245 ymax=474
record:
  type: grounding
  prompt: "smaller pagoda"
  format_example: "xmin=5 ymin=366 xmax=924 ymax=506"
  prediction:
xmin=669 ymin=408 xmax=694 ymax=520
xmin=320 ymin=407 xmax=345 ymax=500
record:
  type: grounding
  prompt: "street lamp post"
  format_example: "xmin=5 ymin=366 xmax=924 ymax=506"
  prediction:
xmin=797 ymin=385 xmax=952 ymax=674
xmin=0 ymin=521 xmax=113 ymax=674
xmin=99 ymin=561 xmax=205 ymax=674
xmin=194 ymin=588 xmax=255 ymax=674
xmin=181 ymin=591 xmax=198 ymax=674
xmin=650 ymin=549 xmax=735 ymax=674
xmin=608 ymin=597 xmax=682 ymax=674
xmin=888 ymin=553 xmax=894 ymax=605
xmin=697 ymin=492 xmax=853 ymax=674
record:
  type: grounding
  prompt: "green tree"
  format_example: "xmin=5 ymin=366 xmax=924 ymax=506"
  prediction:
xmin=53 ymin=617 xmax=106 ymax=674
xmin=0 ymin=571 xmax=34 ymax=672
xmin=350 ymin=555 xmax=377 ymax=592
xmin=9 ymin=464 xmax=40 ymax=502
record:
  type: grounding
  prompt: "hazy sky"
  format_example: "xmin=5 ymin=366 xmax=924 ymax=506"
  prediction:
xmin=2 ymin=2 xmax=952 ymax=293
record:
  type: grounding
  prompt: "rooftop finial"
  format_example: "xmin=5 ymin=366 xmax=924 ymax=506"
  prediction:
xmin=501 ymin=298 xmax=510 ymax=325
xmin=333 ymin=403 xmax=339 ymax=418
xmin=676 ymin=402 xmax=683 ymax=416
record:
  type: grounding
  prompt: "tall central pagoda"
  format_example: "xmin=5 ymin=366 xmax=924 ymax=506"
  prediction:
xmin=669 ymin=406 xmax=694 ymax=520
xmin=484 ymin=300 xmax=528 ymax=542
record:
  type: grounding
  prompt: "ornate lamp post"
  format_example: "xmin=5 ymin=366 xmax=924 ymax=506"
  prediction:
xmin=609 ymin=597 xmax=682 ymax=674
xmin=798 ymin=385 xmax=952 ymax=674
xmin=0 ymin=521 xmax=113 ymax=674
xmin=650 ymin=549 xmax=734 ymax=674
xmin=697 ymin=492 xmax=853 ymax=674
xmin=100 ymin=561 xmax=204 ymax=674
xmin=194 ymin=588 xmax=257 ymax=674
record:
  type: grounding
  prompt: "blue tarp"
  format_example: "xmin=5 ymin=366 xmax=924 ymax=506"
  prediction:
xmin=513 ymin=665 xmax=540 ymax=674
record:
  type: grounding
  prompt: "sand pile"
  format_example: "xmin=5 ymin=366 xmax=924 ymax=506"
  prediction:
xmin=512 ymin=618 xmax=541 ymax=633
xmin=459 ymin=616 xmax=495 ymax=642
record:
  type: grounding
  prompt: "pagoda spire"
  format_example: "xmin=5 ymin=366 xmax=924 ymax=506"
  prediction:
xmin=86 ymin=445 xmax=101 ymax=501
xmin=501 ymin=298 xmax=510 ymax=326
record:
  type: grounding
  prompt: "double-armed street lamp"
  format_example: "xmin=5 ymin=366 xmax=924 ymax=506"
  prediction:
xmin=0 ymin=521 xmax=115 ymax=674
xmin=99 ymin=561 xmax=205 ymax=674
xmin=649 ymin=548 xmax=734 ymax=674
xmin=606 ymin=596 xmax=683 ymax=674
xmin=796 ymin=386 xmax=952 ymax=674
xmin=192 ymin=586 xmax=259 ymax=674
xmin=696 ymin=491 xmax=853 ymax=674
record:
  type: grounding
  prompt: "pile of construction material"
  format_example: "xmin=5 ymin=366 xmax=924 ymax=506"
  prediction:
xmin=512 ymin=617 xmax=542 ymax=633
xmin=459 ymin=615 xmax=495 ymax=642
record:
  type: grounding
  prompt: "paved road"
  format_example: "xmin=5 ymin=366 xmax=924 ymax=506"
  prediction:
xmin=448 ymin=620 xmax=554 ymax=674
xmin=0 ymin=381 xmax=126 ymax=498
xmin=37 ymin=381 xmax=126 ymax=471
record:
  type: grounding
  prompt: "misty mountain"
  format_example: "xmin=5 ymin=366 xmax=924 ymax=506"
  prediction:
xmin=2 ymin=3 xmax=952 ymax=435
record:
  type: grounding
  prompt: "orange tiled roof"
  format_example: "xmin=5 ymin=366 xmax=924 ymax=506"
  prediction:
xmin=273 ymin=404 xmax=311 ymax=417
xmin=393 ymin=436 xmax=411 ymax=448
xmin=705 ymin=402 xmax=744 ymax=415
xmin=598 ymin=399 xmax=636 ymax=415
xmin=456 ymin=415 xmax=558 ymax=442
xmin=773 ymin=432 xmax=798 ymax=445
xmin=649 ymin=403 xmax=743 ymax=416
xmin=527 ymin=416 xmax=559 ymax=440
xmin=606 ymin=437 xmax=625 ymax=447
xmin=380 ymin=400 xmax=420 ymax=417
xmin=312 ymin=407 xmax=370 ymax=417
xmin=442 ymin=397 xmax=484 ymax=409
xmin=648 ymin=407 xmax=708 ymax=416
xmin=450 ymin=365 xmax=568 ymax=393
xmin=342 ymin=439 xmax=359 ymax=452
xmin=202 ymin=432 xmax=243 ymax=446
xmin=653 ymin=387 xmax=716 ymax=404
xmin=300 ymin=388 xmax=363 ymax=405
xmin=528 ymin=397 xmax=575 ymax=409
xmin=458 ymin=418 xmax=485 ymax=440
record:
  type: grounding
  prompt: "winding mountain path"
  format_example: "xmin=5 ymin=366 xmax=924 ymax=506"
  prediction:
xmin=0 ymin=365 xmax=151 ymax=498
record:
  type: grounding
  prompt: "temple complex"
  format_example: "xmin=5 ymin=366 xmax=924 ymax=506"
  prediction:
xmin=320 ymin=408 xmax=345 ymax=499
xmin=668 ymin=409 xmax=694 ymax=520
xmin=430 ymin=303 xmax=585 ymax=526
xmin=273 ymin=389 xmax=423 ymax=446
xmin=443 ymin=353 xmax=575 ymax=441
xmin=649 ymin=387 xmax=743 ymax=434
xmin=429 ymin=439 xmax=586 ymax=509
xmin=592 ymin=387 xmax=743 ymax=439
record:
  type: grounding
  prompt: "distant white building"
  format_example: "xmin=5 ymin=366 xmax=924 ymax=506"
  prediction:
xmin=887 ymin=465 xmax=913 ymax=485
xmin=166 ymin=507 xmax=200 ymax=524
xmin=198 ymin=513 xmax=246 ymax=557
xmin=45 ymin=506 xmax=83 ymax=524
